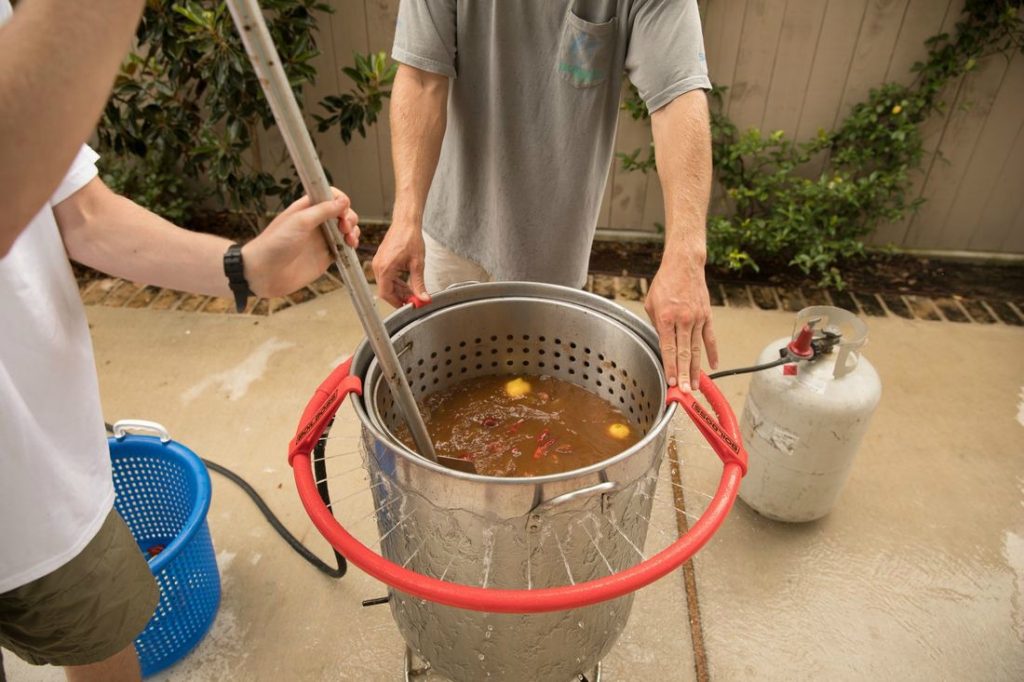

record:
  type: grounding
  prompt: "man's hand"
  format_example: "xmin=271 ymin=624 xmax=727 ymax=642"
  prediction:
xmin=645 ymin=250 xmax=718 ymax=393
xmin=244 ymin=189 xmax=359 ymax=298
xmin=372 ymin=219 xmax=431 ymax=307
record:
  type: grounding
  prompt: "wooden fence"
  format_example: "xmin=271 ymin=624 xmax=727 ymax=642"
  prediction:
xmin=297 ymin=0 xmax=1023 ymax=254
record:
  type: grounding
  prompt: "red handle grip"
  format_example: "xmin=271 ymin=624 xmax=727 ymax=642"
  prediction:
xmin=288 ymin=356 xmax=363 ymax=466
xmin=667 ymin=373 xmax=748 ymax=476
xmin=406 ymin=295 xmax=429 ymax=309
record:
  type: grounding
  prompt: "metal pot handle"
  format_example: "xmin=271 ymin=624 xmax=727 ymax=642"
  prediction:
xmin=404 ymin=281 xmax=481 ymax=310
xmin=527 ymin=481 xmax=620 ymax=531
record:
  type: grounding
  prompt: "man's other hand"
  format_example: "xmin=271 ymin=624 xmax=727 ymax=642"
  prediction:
xmin=645 ymin=251 xmax=718 ymax=393
xmin=372 ymin=219 xmax=431 ymax=307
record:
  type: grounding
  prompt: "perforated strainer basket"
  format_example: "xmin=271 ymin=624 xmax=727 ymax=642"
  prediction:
xmin=288 ymin=283 xmax=747 ymax=682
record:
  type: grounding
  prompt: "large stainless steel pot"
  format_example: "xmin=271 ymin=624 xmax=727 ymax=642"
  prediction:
xmin=348 ymin=283 xmax=677 ymax=682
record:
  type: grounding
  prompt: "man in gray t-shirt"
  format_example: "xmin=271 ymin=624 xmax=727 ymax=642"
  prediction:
xmin=372 ymin=0 xmax=718 ymax=392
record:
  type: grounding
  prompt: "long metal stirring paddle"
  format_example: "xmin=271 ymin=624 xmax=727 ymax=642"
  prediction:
xmin=226 ymin=0 xmax=438 ymax=464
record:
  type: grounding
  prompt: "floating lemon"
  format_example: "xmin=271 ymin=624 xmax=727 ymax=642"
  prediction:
xmin=607 ymin=423 xmax=631 ymax=440
xmin=505 ymin=377 xmax=532 ymax=398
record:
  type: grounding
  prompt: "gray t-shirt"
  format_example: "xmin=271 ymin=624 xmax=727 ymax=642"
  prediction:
xmin=393 ymin=0 xmax=711 ymax=287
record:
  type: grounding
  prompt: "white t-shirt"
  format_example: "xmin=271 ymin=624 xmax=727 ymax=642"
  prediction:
xmin=0 ymin=136 xmax=114 ymax=593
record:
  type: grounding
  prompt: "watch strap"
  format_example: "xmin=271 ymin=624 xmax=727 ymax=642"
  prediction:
xmin=223 ymin=243 xmax=254 ymax=313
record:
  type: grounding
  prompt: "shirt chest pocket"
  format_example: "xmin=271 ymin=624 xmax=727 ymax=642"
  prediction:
xmin=557 ymin=11 xmax=617 ymax=89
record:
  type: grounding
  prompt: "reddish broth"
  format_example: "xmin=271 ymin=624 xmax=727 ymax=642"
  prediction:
xmin=395 ymin=375 xmax=641 ymax=477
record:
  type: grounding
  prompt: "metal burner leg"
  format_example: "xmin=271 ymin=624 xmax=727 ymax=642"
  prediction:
xmin=404 ymin=647 xmax=432 ymax=680
xmin=579 ymin=663 xmax=602 ymax=682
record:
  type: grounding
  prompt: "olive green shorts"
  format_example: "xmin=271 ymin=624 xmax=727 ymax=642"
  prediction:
xmin=0 ymin=508 xmax=159 ymax=668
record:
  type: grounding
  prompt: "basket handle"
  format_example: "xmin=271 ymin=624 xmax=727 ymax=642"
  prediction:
xmin=404 ymin=282 xmax=479 ymax=310
xmin=667 ymin=373 xmax=748 ymax=476
xmin=289 ymin=357 xmax=363 ymax=465
xmin=112 ymin=419 xmax=171 ymax=444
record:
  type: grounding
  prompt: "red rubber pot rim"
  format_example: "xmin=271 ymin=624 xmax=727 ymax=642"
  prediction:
xmin=290 ymin=360 xmax=747 ymax=614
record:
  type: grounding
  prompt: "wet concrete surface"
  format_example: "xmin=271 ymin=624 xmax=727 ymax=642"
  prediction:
xmin=3 ymin=291 xmax=1022 ymax=680
xmin=667 ymin=307 xmax=1024 ymax=681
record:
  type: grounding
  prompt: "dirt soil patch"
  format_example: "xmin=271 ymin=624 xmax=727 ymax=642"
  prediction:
xmin=586 ymin=238 xmax=1023 ymax=302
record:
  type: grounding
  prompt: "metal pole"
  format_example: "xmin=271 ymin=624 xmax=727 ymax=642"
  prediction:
xmin=226 ymin=0 xmax=438 ymax=463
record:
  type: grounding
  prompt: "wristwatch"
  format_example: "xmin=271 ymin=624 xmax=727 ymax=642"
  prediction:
xmin=223 ymin=243 xmax=255 ymax=313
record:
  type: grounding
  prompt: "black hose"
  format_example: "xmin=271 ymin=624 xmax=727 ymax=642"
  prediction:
xmin=200 ymin=457 xmax=345 ymax=579
xmin=105 ymin=422 xmax=345 ymax=580
xmin=708 ymin=355 xmax=790 ymax=380
xmin=311 ymin=417 xmax=348 ymax=578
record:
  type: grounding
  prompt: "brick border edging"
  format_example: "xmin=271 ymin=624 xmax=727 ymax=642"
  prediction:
xmin=78 ymin=267 xmax=1024 ymax=327
xmin=583 ymin=274 xmax=1024 ymax=326
xmin=78 ymin=270 xmax=348 ymax=317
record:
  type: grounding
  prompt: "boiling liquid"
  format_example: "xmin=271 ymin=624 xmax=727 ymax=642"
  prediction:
xmin=395 ymin=375 xmax=642 ymax=477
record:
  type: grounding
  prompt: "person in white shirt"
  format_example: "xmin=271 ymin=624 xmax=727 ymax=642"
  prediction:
xmin=0 ymin=2 xmax=359 ymax=681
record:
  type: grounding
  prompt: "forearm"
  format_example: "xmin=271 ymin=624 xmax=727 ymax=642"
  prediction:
xmin=0 ymin=0 xmax=144 ymax=253
xmin=55 ymin=180 xmax=235 ymax=298
xmin=390 ymin=64 xmax=449 ymax=224
xmin=650 ymin=90 xmax=712 ymax=265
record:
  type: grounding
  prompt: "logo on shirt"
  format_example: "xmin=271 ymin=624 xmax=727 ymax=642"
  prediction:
xmin=560 ymin=32 xmax=604 ymax=85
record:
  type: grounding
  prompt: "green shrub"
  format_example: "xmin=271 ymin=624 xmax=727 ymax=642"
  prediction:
xmin=705 ymin=83 xmax=925 ymax=288
xmin=97 ymin=1 xmax=395 ymax=229
xmin=316 ymin=51 xmax=398 ymax=144
xmin=619 ymin=0 xmax=1023 ymax=287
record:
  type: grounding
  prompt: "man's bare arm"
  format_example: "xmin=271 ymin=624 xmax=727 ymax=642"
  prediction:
xmin=644 ymin=90 xmax=718 ymax=391
xmin=0 ymin=0 xmax=144 ymax=255
xmin=372 ymin=63 xmax=449 ymax=306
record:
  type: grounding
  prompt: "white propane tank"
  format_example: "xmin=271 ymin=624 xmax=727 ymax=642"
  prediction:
xmin=738 ymin=306 xmax=881 ymax=522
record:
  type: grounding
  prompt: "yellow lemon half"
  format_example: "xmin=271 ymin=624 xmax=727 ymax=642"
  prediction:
xmin=607 ymin=423 xmax=631 ymax=440
xmin=505 ymin=377 xmax=532 ymax=398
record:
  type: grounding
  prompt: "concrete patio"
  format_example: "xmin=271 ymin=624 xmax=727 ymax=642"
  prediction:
xmin=4 ymin=286 xmax=1023 ymax=681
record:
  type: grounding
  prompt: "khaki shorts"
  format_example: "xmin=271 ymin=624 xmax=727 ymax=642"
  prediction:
xmin=423 ymin=232 xmax=493 ymax=293
xmin=0 ymin=508 xmax=159 ymax=668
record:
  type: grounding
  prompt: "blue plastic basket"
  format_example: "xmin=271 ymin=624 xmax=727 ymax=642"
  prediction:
xmin=108 ymin=421 xmax=221 ymax=678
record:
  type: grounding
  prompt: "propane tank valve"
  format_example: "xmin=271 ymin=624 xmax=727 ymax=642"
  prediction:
xmin=786 ymin=320 xmax=818 ymax=359
xmin=784 ymin=318 xmax=844 ymax=364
